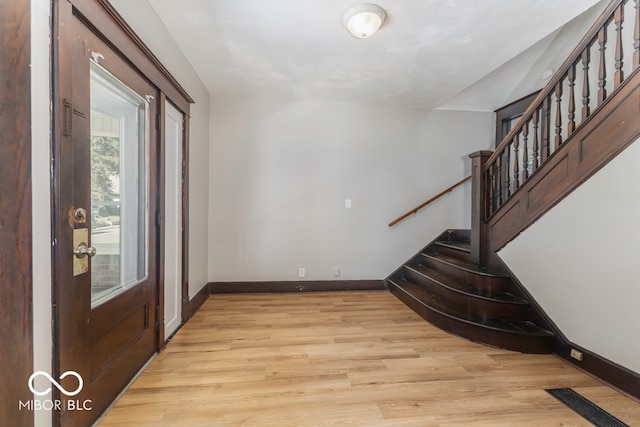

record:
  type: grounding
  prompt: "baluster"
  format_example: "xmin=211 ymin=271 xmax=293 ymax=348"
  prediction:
xmin=484 ymin=164 xmax=495 ymax=218
xmin=521 ymin=123 xmax=529 ymax=183
xmin=532 ymin=109 xmax=540 ymax=172
xmin=490 ymin=164 xmax=498 ymax=213
xmin=554 ymin=81 xmax=563 ymax=149
xmin=582 ymin=48 xmax=591 ymax=121
xmin=513 ymin=134 xmax=520 ymax=190
xmin=542 ymin=96 xmax=551 ymax=162
xmin=496 ymin=155 xmax=503 ymax=207
xmin=522 ymin=120 xmax=537 ymax=183
xmin=634 ymin=0 xmax=640 ymax=68
xmin=504 ymin=146 xmax=511 ymax=199
xmin=484 ymin=168 xmax=491 ymax=217
xmin=597 ymin=26 xmax=607 ymax=105
xmin=614 ymin=4 xmax=625 ymax=88
xmin=568 ymin=63 xmax=576 ymax=134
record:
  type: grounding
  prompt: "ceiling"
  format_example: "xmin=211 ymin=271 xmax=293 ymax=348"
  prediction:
xmin=142 ymin=0 xmax=604 ymax=110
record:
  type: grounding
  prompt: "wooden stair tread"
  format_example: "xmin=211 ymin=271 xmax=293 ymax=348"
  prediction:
xmin=387 ymin=228 xmax=554 ymax=353
xmin=439 ymin=229 xmax=471 ymax=242
xmin=435 ymin=240 xmax=471 ymax=253
xmin=405 ymin=264 xmax=527 ymax=305
xmin=390 ymin=279 xmax=553 ymax=338
xmin=421 ymin=252 xmax=507 ymax=278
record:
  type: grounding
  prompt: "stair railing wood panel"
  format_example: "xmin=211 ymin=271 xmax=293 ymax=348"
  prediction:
xmin=389 ymin=176 xmax=471 ymax=227
xmin=485 ymin=0 xmax=638 ymax=219
xmin=471 ymin=0 xmax=640 ymax=266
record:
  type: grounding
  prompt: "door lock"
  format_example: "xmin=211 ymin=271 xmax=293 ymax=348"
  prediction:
xmin=72 ymin=228 xmax=95 ymax=276
xmin=74 ymin=208 xmax=87 ymax=222
xmin=74 ymin=242 xmax=97 ymax=259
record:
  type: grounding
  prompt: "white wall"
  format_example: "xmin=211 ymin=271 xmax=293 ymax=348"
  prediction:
xmin=109 ymin=0 xmax=211 ymax=298
xmin=499 ymin=139 xmax=640 ymax=374
xmin=32 ymin=0 xmax=52 ymax=425
xmin=209 ymin=95 xmax=494 ymax=282
xmin=440 ymin=0 xmax=608 ymax=112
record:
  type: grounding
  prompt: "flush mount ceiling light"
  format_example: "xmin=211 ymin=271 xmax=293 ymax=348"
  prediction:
xmin=344 ymin=4 xmax=386 ymax=39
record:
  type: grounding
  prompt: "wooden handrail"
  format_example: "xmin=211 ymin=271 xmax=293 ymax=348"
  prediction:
xmin=388 ymin=176 xmax=471 ymax=227
xmin=483 ymin=0 xmax=639 ymax=219
xmin=487 ymin=0 xmax=623 ymax=166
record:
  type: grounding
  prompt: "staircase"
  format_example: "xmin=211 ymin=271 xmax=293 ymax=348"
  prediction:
xmin=387 ymin=229 xmax=554 ymax=354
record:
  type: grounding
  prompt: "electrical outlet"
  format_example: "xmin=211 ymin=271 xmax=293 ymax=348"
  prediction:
xmin=570 ymin=348 xmax=583 ymax=361
xmin=345 ymin=199 xmax=351 ymax=209
xmin=333 ymin=268 xmax=341 ymax=277
xmin=298 ymin=267 xmax=305 ymax=278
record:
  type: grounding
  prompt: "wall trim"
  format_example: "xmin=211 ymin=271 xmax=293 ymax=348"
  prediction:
xmin=554 ymin=340 xmax=640 ymax=402
xmin=70 ymin=0 xmax=193 ymax=113
xmin=497 ymin=256 xmax=640 ymax=402
xmin=182 ymin=284 xmax=209 ymax=322
xmin=209 ymin=280 xmax=386 ymax=294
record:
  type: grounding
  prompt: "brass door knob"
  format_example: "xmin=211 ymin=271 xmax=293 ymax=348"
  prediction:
xmin=73 ymin=242 xmax=97 ymax=259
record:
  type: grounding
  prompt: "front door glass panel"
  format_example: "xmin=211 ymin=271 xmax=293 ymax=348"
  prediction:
xmin=90 ymin=61 xmax=148 ymax=308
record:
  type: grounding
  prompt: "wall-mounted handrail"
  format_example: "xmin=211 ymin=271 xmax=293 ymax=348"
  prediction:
xmin=389 ymin=176 xmax=471 ymax=227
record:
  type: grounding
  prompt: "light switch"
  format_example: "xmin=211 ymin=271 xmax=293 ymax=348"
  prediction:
xmin=345 ymin=199 xmax=352 ymax=209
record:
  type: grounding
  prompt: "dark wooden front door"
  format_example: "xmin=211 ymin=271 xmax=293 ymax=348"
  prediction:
xmin=54 ymin=4 xmax=159 ymax=425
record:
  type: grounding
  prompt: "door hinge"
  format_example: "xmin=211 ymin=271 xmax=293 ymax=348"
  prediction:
xmin=155 ymin=211 xmax=162 ymax=226
xmin=144 ymin=304 xmax=149 ymax=329
xmin=63 ymin=99 xmax=73 ymax=137
xmin=63 ymin=99 xmax=87 ymax=137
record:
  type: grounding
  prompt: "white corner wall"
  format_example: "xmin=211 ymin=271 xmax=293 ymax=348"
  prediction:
xmin=499 ymin=139 xmax=640 ymax=374
xmin=110 ymin=0 xmax=211 ymax=298
xmin=209 ymin=96 xmax=493 ymax=282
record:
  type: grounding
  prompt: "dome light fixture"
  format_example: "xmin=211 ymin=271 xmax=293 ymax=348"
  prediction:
xmin=343 ymin=4 xmax=386 ymax=39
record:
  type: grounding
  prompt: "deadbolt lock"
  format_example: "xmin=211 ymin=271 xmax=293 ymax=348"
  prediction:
xmin=74 ymin=208 xmax=87 ymax=222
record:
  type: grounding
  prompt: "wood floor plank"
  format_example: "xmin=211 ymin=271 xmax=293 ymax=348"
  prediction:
xmin=97 ymin=292 xmax=640 ymax=426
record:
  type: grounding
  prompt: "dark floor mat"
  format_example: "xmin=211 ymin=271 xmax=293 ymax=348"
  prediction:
xmin=545 ymin=388 xmax=629 ymax=427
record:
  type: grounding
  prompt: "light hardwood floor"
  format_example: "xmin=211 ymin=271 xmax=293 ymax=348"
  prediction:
xmin=98 ymin=291 xmax=640 ymax=426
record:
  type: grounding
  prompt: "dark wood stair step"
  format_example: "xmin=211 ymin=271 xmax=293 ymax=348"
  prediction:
xmin=389 ymin=279 xmax=554 ymax=354
xmin=406 ymin=264 xmax=518 ymax=301
xmin=435 ymin=240 xmax=470 ymax=252
xmin=404 ymin=264 xmax=529 ymax=320
xmin=419 ymin=252 xmax=509 ymax=293
xmin=439 ymin=229 xmax=471 ymax=242
xmin=421 ymin=252 xmax=503 ymax=276
xmin=434 ymin=240 xmax=472 ymax=262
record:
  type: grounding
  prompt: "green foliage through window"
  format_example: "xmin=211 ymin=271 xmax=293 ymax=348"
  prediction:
xmin=91 ymin=135 xmax=120 ymax=216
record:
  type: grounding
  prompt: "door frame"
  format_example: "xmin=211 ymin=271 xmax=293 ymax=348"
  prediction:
xmin=51 ymin=0 xmax=192 ymax=424
xmin=0 ymin=0 xmax=33 ymax=425
xmin=495 ymin=90 xmax=540 ymax=147
xmin=158 ymin=96 xmax=190 ymax=344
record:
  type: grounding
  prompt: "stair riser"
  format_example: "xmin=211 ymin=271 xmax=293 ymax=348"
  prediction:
xmin=404 ymin=268 xmax=529 ymax=321
xmin=441 ymin=229 xmax=471 ymax=242
xmin=434 ymin=244 xmax=472 ymax=263
xmin=390 ymin=283 xmax=553 ymax=354
xmin=419 ymin=254 xmax=509 ymax=293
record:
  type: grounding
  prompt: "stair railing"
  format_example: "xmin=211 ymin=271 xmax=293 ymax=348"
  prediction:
xmin=389 ymin=176 xmax=471 ymax=227
xmin=485 ymin=0 xmax=638 ymax=219
xmin=470 ymin=0 xmax=640 ymax=267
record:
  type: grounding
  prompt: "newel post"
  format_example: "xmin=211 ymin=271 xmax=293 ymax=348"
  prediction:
xmin=469 ymin=150 xmax=493 ymax=267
